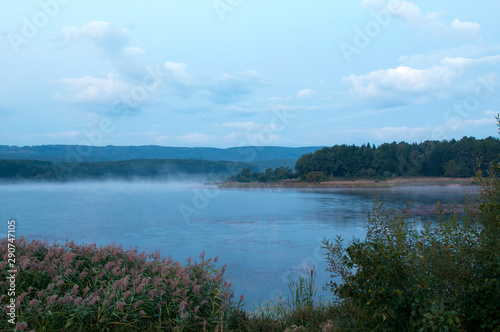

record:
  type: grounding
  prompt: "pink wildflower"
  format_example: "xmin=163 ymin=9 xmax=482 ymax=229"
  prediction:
xmin=47 ymin=295 xmax=58 ymax=305
xmin=132 ymin=300 xmax=144 ymax=309
xmin=116 ymin=302 xmax=126 ymax=310
xmin=15 ymin=322 xmax=28 ymax=331
xmin=29 ymin=299 xmax=40 ymax=307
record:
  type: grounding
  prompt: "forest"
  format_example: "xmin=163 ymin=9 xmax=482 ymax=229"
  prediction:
xmin=0 ymin=159 xmax=257 ymax=181
xmin=294 ymin=136 xmax=500 ymax=180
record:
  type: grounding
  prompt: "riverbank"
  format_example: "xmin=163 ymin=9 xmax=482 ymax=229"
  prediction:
xmin=218 ymin=177 xmax=475 ymax=189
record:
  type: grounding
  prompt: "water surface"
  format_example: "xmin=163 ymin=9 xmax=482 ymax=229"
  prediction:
xmin=0 ymin=181 xmax=477 ymax=308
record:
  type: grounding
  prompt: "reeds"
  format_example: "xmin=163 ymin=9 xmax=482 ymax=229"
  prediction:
xmin=0 ymin=237 xmax=240 ymax=331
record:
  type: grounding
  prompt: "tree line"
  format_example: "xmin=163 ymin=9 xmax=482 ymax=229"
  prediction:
xmin=295 ymin=136 xmax=500 ymax=180
xmin=228 ymin=166 xmax=296 ymax=183
xmin=0 ymin=159 xmax=257 ymax=181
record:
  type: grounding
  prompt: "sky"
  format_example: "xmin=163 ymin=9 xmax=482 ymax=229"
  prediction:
xmin=1 ymin=0 xmax=499 ymax=148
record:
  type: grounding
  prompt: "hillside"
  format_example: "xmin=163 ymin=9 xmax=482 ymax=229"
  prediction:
xmin=0 ymin=145 xmax=323 ymax=165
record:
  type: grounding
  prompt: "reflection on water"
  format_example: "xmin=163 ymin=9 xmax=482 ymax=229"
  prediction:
xmin=0 ymin=182 xmax=477 ymax=309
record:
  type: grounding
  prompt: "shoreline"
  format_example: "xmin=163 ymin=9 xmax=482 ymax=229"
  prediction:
xmin=217 ymin=177 xmax=476 ymax=189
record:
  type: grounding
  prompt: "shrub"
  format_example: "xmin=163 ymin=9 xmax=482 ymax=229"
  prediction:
xmin=322 ymin=164 xmax=499 ymax=331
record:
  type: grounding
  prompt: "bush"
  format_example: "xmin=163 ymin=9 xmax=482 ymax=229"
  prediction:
xmin=322 ymin=163 xmax=500 ymax=331
xmin=0 ymin=239 xmax=242 ymax=331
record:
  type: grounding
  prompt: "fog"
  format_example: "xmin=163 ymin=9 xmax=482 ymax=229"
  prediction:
xmin=0 ymin=175 xmax=222 ymax=189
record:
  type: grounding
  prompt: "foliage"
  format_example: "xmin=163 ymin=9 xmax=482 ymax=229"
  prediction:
xmin=0 ymin=238 xmax=242 ymax=331
xmin=305 ymin=171 xmax=324 ymax=183
xmin=322 ymin=136 xmax=500 ymax=330
xmin=228 ymin=167 xmax=297 ymax=183
xmin=295 ymin=136 xmax=500 ymax=179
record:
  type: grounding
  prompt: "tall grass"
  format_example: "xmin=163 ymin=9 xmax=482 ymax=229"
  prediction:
xmin=0 ymin=238 xmax=242 ymax=331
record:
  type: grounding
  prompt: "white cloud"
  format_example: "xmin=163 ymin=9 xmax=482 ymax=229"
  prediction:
xmin=361 ymin=0 xmax=480 ymax=37
xmin=484 ymin=110 xmax=499 ymax=117
xmin=450 ymin=19 xmax=480 ymax=34
xmin=218 ymin=121 xmax=280 ymax=132
xmin=125 ymin=46 xmax=145 ymax=55
xmin=55 ymin=73 xmax=131 ymax=103
xmin=441 ymin=55 xmax=500 ymax=68
xmin=343 ymin=65 xmax=458 ymax=100
xmin=164 ymin=61 xmax=190 ymax=83
xmin=178 ymin=133 xmax=215 ymax=144
xmin=61 ymin=21 xmax=129 ymax=53
xmin=296 ymin=89 xmax=315 ymax=98
xmin=344 ymin=54 xmax=500 ymax=102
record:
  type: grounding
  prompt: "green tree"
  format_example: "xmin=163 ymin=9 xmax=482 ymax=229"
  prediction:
xmin=306 ymin=171 xmax=324 ymax=184
xmin=444 ymin=160 xmax=460 ymax=180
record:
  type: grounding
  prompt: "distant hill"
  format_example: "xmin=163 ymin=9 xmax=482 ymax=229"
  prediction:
xmin=0 ymin=145 xmax=323 ymax=170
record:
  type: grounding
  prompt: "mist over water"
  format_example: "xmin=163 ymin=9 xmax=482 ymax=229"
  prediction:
xmin=0 ymin=181 xmax=477 ymax=309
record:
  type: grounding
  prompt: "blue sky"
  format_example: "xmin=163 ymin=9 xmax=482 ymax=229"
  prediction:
xmin=1 ymin=0 xmax=499 ymax=148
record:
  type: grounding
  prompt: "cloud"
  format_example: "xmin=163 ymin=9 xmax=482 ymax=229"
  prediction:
xmin=450 ymin=19 xmax=480 ymax=34
xmin=440 ymin=55 xmax=500 ymax=68
xmin=55 ymin=73 xmax=131 ymax=104
xmin=363 ymin=126 xmax=427 ymax=141
xmin=343 ymin=54 xmax=500 ymax=103
xmin=343 ymin=65 xmax=458 ymax=101
xmin=164 ymin=61 xmax=191 ymax=83
xmin=484 ymin=110 xmax=499 ymax=117
xmin=178 ymin=133 xmax=215 ymax=144
xmin=61 ymin=21 xmax=129 ymax=54
xmin=155 ymin=132 xmax=217 ymax=145
xmin=125 ymin=46 xmax=145 ymax=55
xmin=296 ymin=89 xmax=315 ymax=98
xmin=218 ymin=121 xmax=279 ymax=132
xmin=57 ymin=22 xmax=262 ymax=112
xmin=202 ymin=70 xmax=262 ymax=104
xmin=361 ymin=0 xmax=480 ymax=37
